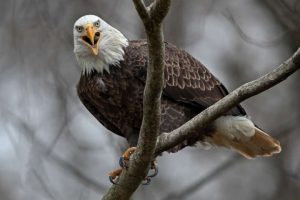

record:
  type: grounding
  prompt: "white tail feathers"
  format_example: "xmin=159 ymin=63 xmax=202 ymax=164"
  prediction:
xmin=206 ymin=116 xmax=281 ymax=159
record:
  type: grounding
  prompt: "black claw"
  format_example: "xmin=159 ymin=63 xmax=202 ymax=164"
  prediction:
xmin=142 ymin=177 xmax=151 ymax=185
xmin=148 ymin=166 xmax=158 ymax=178
xmin=109 ymin=176 xmax=118 ymax=185
xmin=115 ymin=158 xmax=157 ymax=186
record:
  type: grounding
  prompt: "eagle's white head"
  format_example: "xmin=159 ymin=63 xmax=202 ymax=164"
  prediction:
xmin=73 ymin=15 xmax=128 ymax=74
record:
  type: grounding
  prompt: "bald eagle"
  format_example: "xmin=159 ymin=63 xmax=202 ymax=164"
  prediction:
xmin=73 ymin=15 xmax=281 ymax=182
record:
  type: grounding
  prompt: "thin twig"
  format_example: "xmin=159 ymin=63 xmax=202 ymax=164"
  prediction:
xmin=132 ymin=0 xmax=150 ymax=22
xmin=149 ymin=0 xmax=172 ymax=23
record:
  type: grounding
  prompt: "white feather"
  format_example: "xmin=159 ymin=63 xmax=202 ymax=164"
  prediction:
xmin=73 ymin=15 xmax=128 ymax=74
xmin=214 ymin=115 xmax=255 ymax=140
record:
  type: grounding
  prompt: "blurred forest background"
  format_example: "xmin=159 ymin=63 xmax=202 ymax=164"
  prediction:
xmin=0 ymin=0 xmax=299 ymax=200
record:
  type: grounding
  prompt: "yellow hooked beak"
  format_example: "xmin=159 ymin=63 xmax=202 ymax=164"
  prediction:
xmin=81 ymin=23 xmax=101 ymax=55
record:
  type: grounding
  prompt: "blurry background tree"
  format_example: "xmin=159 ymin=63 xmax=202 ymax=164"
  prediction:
xmin=0 ymin=0 xmax=299 ymax=200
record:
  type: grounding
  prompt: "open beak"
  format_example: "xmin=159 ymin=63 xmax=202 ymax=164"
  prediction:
xmin=81 ymin=23 xmax=101 ymax=55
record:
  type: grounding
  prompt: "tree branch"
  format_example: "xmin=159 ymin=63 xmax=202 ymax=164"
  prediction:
xmin=102 ymin=1 xmax=171 ymax=199
xmin=149 ymin=0 xmax=172 ymax=23
xmin=155 ymin=47 xmax=300 ymax=155
xmin=132 ymin=0 xmax=149 ymax=22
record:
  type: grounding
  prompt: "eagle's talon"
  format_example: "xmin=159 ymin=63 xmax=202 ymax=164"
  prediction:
xmin=147 ymin=160 xmax=158 ymax=178
xmin=142 ymin=177 xmax=151 ymax=185
xmin=109 ymin=175 xmax=119 ymax=185
xmin=119 ymin=156 xmax=129 ymax=169
xmin=108 ymin=168 xmax=122 ymax=185
xmin=119 ymin=147 xmax=137 ymax=169
xmin=148 ymin=166 xmax=158 ymax=178
xmin=109 ymin=159 xmax=158 ymax=185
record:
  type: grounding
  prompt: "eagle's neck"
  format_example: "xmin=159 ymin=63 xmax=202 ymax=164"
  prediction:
xmin=76 ymin=28 xmax=128 ymax=75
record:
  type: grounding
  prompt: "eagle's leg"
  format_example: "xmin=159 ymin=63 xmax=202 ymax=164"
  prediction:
xmin=108 ymin=168 xmax=152 ymax=185
xmin=108 ymin=168 xmax=122 ymax=184
xmin=138 ymin=161 xmax=158 ymax=185
xmin=147 ymin=160 xmax=158 ymax=178
xmin=119 ymin=147 xmax=158 ymax=176
xmin=140 ymin=160 xmax=158 ymax=185
xmin=110 ymin=147 xmax=158 ymax=185
xmin=108 ymin=147 xmax=136 ymax=184
xmin=119 ymin=146 xmax=137 ymax=169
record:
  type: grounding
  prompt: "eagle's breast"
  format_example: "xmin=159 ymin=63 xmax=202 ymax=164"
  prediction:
xmin=77 ymin=65 xmax=145 ymax=140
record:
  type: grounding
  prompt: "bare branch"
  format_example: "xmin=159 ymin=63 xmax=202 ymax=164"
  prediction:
xmin=102 ymin=1 xmax=171 ymax=199
xmin=133 ymin=0 xmax=172 ymax=26
xmin=149 ymin=0 xmax=172 ymax=23
xmin=155 ymin=47 xmax=300 ymax=155
xmin=132 ymin=0 xmax=150 ymax=22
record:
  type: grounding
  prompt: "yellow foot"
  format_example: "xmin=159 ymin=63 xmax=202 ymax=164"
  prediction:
xmin=148 ymin=160 xmax=158 ymax=178
xmin=108 ymin=147 xmax=137 ymax=184
xmin=108 ymin=168 xmax=122 ymax=184
xmin=119 ymin=147 xmax=137 ymax=168
xmin=108 ymin=147 xmax=159 ymax=185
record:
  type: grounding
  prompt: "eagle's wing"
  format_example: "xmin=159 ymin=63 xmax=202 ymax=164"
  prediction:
xmin=126 ymin=40 xmax=245 ymax=115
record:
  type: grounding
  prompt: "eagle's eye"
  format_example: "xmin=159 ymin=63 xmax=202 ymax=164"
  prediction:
xmin=94 ymin=20 xmax=100 ymax=28
xmin=75 ymin=26 xmax=83 ymax=33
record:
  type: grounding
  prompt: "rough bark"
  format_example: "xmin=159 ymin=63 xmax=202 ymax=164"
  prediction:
xmin=102 ymin=0 xmax=171 ymax=199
